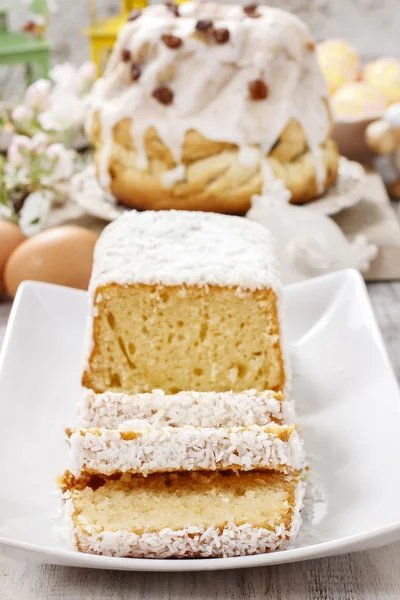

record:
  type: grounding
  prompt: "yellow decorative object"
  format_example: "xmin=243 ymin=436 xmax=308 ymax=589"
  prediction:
xmin=84 ymin=0 xmax=189 ymax=76
xmin=332 ymin=82 xmax=387 ymax=119
xmin=364 ymin=58 xmax=400 ymax=105
xmin=317 ymin=39 xmax=360 ymax=95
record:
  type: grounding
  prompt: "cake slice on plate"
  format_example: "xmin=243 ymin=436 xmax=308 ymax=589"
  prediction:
xmin=78 ymin=388 xmax=294 ymax=429
xmin=66 ymin=423 xmax=305 ymax=477
xmin=59 ymin=470 xmax=306 ymax=558
xmin=81 ymin=210 xmax=287 ymax=395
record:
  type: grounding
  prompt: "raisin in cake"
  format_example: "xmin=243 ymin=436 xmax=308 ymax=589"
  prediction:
xmin=81 ymin=209 xmax=287 ymax=394
xmin=86 ymin=1 xmax=339 ymax=213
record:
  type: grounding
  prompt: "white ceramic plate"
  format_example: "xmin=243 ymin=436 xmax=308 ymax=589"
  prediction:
xmin=70 ymin=158 xmax=365 ymax=222
xmin=0 ymin=270 xmax=399 ymax=572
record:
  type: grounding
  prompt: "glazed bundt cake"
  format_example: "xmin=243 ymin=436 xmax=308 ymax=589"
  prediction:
xmin=86 ymin=1 xmax=339 ymax=213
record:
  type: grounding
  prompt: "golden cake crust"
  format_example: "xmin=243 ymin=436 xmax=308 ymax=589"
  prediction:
xmin=91 ymin=112 xmax=339 ymax=213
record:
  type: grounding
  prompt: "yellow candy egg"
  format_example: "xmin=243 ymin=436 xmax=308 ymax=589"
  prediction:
xmin=332 ymin=82 xmax=387 ymax=119
xmin=317 ymin=39 xmax=361 ymax=95
xmin=364 ymin=58 xmax=400 ymax=105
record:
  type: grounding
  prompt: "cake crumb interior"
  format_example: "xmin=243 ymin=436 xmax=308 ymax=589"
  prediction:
xmin=83 ymin=284 xmax=284 ymax=394
xmin=67 ymin=471 xmax=298 ymax=534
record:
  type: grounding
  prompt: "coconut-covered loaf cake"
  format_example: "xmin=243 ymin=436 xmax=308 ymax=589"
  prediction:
xmin=82 ymin=210 xmax=286 ymax=394
xmin=86 ymin=1 xmax=339 ymax=213
xmin=61 ymin=388 xmax=305 ymax=558
xmin=60 ymin=470 xmax=306 ymax=558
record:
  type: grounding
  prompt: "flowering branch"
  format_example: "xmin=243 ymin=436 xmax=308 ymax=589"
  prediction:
xmin=8 ymin=62 xmax=97 ymax=146
xmin=0 ymin=133 xmax=76 ymax=235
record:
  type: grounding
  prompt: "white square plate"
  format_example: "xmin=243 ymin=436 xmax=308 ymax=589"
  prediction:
xmin=0 ymin=270 xmax=399 ymax=572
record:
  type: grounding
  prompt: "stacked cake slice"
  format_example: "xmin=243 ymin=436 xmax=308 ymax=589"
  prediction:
xmin=66 ymin=422 xmax=303 ymax=477
xmin=78 ymin=389 xmax=294 ymax=429
xmin=60 ymin=389 xmax=306 ymax=558
xmin=60 ymin=210 xmax=306 ymax=558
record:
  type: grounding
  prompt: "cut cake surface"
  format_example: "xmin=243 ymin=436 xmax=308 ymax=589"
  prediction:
xmin=81 ymin=210 xmax=286 ymax=394
xmin=66 ymin=423 xmax=304 ymax=477
xmin=79 ymin=388 xmax=294 ymax=429
xmin=61 ymin=470 xmax=306 ymax=558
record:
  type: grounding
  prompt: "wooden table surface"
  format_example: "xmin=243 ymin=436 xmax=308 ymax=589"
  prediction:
xmin=0 ymin=284 xmax=400 ymax=600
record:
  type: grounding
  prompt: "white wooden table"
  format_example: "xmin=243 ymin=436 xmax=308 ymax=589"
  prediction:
xmin=0 ymin=285 xmax=400 ymax=600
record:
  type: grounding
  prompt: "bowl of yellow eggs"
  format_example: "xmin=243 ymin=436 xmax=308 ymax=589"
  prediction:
xmin=317 ymin=40 xmax=400 ymax=163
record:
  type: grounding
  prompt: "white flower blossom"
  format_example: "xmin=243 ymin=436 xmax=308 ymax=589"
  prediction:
xmin=50 ymin=63 xmax=80 ymax=93
xmin=7 ymin=135 xmax=32 ymax=167
xmin=39 ymin=89 xmax=86 ymax=132
xmin=78 ymin=61 xmax=97 ymax=84
xmin=31 ymin=132 xmax=51 ymax=152
xmin=18 ymin=190 xmax=53 ymax=236
xmin=24 ymin=79 xmax=52 ymax=111
xmin=76 ymin=62 xmax=97 ymax=95
xmin=50 ymin=61 xmax=96 ymax=97
xmin=9 ymin=62 xmax=96 ymax=145
xmin=3 ymin=163 xmax=30 ymax=189
xmin=38 ymin=109 xmax=72 ymax=133
xmin=4 ymin=133 xmax=76 ymax=202
xmin=41 ymin=142 xmax=75 ymax=186
xmin=11 ymin=104 xmax=35 ymax=125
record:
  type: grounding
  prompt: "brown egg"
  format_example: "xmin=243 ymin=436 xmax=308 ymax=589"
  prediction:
xmin=4 ymin=226 xmax=99 ymax=298
xmin=0 ymin=220 xmax=26 ymax=295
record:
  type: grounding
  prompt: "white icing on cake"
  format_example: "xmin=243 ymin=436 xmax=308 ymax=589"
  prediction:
xmin=312 ymin=147 xmax=326 ymax=195
xmin=78 ymin=388 xmax=295 ymax=429
xmin=87 ymin=2 xmax=329 ymax=191
xmin=67 ymin=424 xmax=305 ymax=477
xmin=238 ymin=146 xmax=260 ymax=168
xmin=161 ymin=164 xmax=186 ymax=188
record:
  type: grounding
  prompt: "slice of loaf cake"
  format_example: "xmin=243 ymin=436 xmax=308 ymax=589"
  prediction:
xmin=60 ymin=470 xmax=306 ymax=558
xmin=79 ymin=389 xmax=294 ymax=429
xmin=66 ymin=423 xmax=305 ymax=477
xmin=81 ymin=210 xmax=286 ymax=394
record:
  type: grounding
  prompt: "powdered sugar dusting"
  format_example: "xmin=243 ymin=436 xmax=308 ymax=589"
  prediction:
xmin=89 ymin=210 xmax=280 ymax=292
